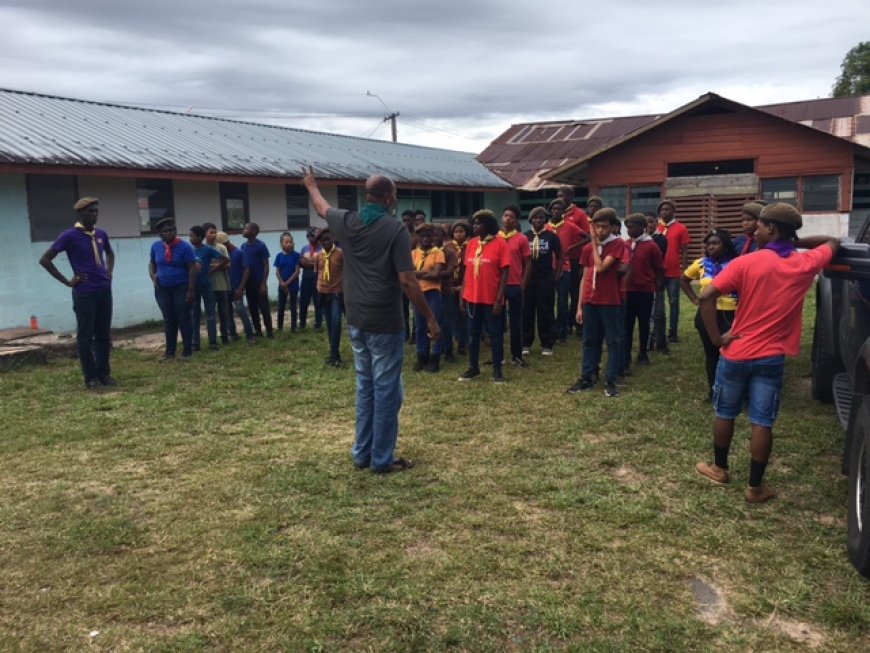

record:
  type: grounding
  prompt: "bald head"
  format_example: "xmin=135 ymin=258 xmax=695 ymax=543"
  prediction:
xmin=365 ymin=174 xmax=396 ymax=208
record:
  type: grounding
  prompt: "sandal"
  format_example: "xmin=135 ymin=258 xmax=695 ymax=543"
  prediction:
xmin=372 ymin=457 xmax=415 ymax=474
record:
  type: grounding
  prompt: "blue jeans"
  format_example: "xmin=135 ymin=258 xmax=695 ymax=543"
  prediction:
xmin=713 ymin=355 xmax=785 ymax=427
xmin=415 ymin=290 xmax=443 ymax=357
xmin=322 ymin=292 xmax=344 ymax=362
xmin=504 ymin=285 xmax=523 ymax=360
xmin=155 ymin=284 xmax=192 ymax=356
xmin=581 ymin=303 xmax=621 ymax=384
xmin=71 ymin=287 xmax=112 ymax=382
xmin=299 ymin=275 xmax=321 ymax=328
xmin=555 ymin=273 xmax=571 ymax=339
xmin=231 ymin=297 xmax=255 ymax=339
xmin=467 ymin=302 xmax=504 ymax=371
xmin=349 ymin=327 xmax=405 ymax=471
xmin=192 ymin=281 xmax=217 ymax=347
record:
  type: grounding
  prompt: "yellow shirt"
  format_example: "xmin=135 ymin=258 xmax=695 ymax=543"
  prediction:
xmin=684 ymin=257 xmax=738 ymax=311
xmin=412 ymin=247 xmax=446 ymax=293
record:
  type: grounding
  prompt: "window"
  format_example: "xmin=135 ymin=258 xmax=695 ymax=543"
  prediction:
xmin=629 ymin=185 xmax=661 ymax=216
xmin=518 ymin=189 xmax=557 ymax=218
xmin=599 ymin=186 xmax=627 ymax=218
xmin=137 ymin=179 xmax=174 ymax=234
xmin=803 ymin=175 xmax=840 ymax=212
xmin=27 ymin=174 xmax=78 ymax=241
xmin=668 ymin=159 xmax=754 ymax=177
xmin=286 ymin=185 xmax=310 ymax=229
xmin=854 ymin=173 xmax=870 ymax=210
xmin=337 ymin=185 xmax=359 ymax=211
xmin=761 ymin=178 xmax=798 ymax=207
xmin=220 ymin=183 xmax=249 ymax=231
xmin=430 ymin=191 xmax=483 ymax=219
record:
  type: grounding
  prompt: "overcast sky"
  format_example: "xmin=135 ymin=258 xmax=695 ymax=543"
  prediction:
xmin=2 ymin=0 xmax=868 ymax=152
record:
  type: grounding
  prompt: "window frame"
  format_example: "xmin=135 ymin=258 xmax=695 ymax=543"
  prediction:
xmin=137 ymin=179 xmax=175 ymax=235
xmin=285 ymin=184 xmax=311 ymax=230
xmin=219 ymin=182 xmax=250 ymax=233
xmin=26 ymin=174 xmax=79 ymax=242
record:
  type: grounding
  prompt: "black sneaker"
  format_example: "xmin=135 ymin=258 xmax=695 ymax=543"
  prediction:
xmin=85 ymin=378 xmax=107 ymax=391
xmin=636 ymin=354 xmax=651 ymax=366
xmin=99 ymin=375 xmax=118 ymax=386
xmin=493 ymin=369 xmax=506 ymax=384
xmin=669 ymin=333 xmax=680 ymax=344
xmin=567 ymin=378 xmax=594 ymax=393
xmin=511 ymin=356 xmax=527 ymax=368
xmin=604 ymin=382 xmax=620 ymax=397
xmin=159 ymin=353 xmax=175 ymax=363
xmin=458 ymin=367 xmax=480 ymax=381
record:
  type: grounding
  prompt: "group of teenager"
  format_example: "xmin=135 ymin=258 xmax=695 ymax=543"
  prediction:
xmin=43 ymin=188 xmax=842 ymax=500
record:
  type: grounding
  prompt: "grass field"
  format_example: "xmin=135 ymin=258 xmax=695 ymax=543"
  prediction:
xmin=0 ymin=297 xmax=868 ymax=652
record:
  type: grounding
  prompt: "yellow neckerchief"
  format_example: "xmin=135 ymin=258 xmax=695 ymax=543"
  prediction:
xmin=473 ymin=235 xmax=495 ymax=277
xmin=452 ymin=240 xmax=466 ymax=279
xmin=322 ymin=245 xmax=335 ymax=283
xmin=658 ymin=218 xmax=674 ymax=235
xmin=74 ymin=221 xmax=102 ymax=268
xmin=415 ymin=246 xmax=435 ymax=271
xmin=530 ymin=228 xmax=544 ymax=260
xmin=499 ymin=229 xmax=518 ymax=240
xmin=549 ymin=219 xmax=565 ymax=231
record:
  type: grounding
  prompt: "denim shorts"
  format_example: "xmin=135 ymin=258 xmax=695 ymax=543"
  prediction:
xmin=712 ymin=355 xmax=785 ymax=427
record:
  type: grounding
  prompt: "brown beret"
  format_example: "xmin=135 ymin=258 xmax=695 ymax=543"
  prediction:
xmin=154 ymin=217 xmax=176 ymax=231
xmin=415 ymin=223 xmax=435 ymax=235
xmin=741 ymin=202 xmax=764 ymax=220
xmin=528 ymin=206 xmax=547 ymax=221
xmin=547 ymin=198 xmax=565 ymax=211
xmin=586 ymin=195 xmax=603 ymax=207
xmin=657 ymin=199 xmax=676 ymax=213
xmin=592 ymin=207 xmax=618 ymax=224
xmin=472 ymin=209 xmax=496 ymax=222
xmin=74 ymin=197 xmax=99 ymax=211
xmin=624 ymin=212 xmax=647 ymax=227
xmin=760 ymin=203 xmax=802 ymax=231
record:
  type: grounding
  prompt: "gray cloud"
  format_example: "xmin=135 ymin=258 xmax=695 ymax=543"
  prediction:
xmin=1 ymin=1 xmax=868 ymax=150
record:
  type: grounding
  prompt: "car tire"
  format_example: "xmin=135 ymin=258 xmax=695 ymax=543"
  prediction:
xmin=811 ymin=300 xmax=840 ymax=404
xmin=847 ymin=396 xmax=870 ymax=577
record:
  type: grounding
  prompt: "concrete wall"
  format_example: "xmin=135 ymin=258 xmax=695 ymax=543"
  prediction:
xmin=0 ymin=174 xmax=314 ymax=333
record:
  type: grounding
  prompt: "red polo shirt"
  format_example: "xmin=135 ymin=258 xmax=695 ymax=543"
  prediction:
xmin=500 ymin=230 xmax=531 ymax=286
xmin=462 ymin=236 xmax=511 ymax=305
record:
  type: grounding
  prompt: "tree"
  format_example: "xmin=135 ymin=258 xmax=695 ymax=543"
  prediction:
xmin=833 ymin=41 xmax=870 ymax=97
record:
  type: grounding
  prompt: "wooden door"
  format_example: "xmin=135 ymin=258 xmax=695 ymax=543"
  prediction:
xmin=672 ymin=195 xmax=755 ymax=260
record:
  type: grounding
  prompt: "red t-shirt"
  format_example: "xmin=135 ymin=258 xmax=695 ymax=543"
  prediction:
xmin=462 ymin=236 xmax=511 ymax=305
xmin=712 ymin=246 xmax=834 ymax=361
xmin=657 ymin=220 xmax=691 ymax=278
xmin=500 ymin=231 xmax=531 ymax=286
xmin=547 ymin=220 xmax=584 ymax=268
xmin=625 ymin=238 xmax=664 ymax=293
xmin=580 ymin=238 xmax=625 ymax=306
xmin=563 ymin=205 xmax=590 ymax=238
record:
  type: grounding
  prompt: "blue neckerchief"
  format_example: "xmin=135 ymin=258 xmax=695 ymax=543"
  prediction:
xmin=359 ymin=203 xmax=389 ymax=227
xmin=702 ymin=256 xmax=738 ymax=303
xmin=763 ymin=240 xmax=797 ymax=258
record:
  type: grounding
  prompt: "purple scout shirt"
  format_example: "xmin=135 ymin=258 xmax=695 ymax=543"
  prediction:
xmin=51 ymin=227 xmax=112 ymax=294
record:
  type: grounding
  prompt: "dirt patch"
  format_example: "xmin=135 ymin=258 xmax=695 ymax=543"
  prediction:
xmin=815 ymin=513 xmax=844 ymax=528
xmin=755 ymin=614 xmax=825 ymax=649
xmin=405 ymin=538 xmax=443 ymax=561
xmin=689 ymin=576 xmax=731 ymax=626
xmin=612 ymin=465 xmax=648 ymax=485
xmin=585 ymin=432 xmax=621 ymax=444
xmin=115 ymin=332 xmax=166 ymax=352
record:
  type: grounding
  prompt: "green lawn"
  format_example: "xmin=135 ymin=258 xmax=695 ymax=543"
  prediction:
xmin=0 ymin=298 xmax=867 ymax=652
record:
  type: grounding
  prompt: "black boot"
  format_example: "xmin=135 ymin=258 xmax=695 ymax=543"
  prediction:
xmin=426 ymin=354 xmax=440 ymax=373
xmin=413 ymin=353 xmax=429 ymax=371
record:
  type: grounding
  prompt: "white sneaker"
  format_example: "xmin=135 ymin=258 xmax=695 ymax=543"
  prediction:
xmin=542 ymin=348 xmax=553 ymax=356
xmin=521 ymin=347 xmax=530 ymax=356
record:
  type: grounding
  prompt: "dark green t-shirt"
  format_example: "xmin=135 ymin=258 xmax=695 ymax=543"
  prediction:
xmin=325 ymin=208 xmax=413 ymax=333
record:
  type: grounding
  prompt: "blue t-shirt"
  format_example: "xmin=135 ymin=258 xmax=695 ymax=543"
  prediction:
xmin=150 ymin=239 xmax=196 ymax=288
xmin=51 ymin=227 xmax=112 ymax=295
xmin=241 ymin=239 xmax=270 ymax=283
xmin=300 ymin=244 xmax=320 ymax=280
xmin=274 ymin=250 xmax=301 ymax=291
xmin=228 ymin=247 xmax=249 ymax=292
xmin=194 ymin=244 xmax=225 ymax=286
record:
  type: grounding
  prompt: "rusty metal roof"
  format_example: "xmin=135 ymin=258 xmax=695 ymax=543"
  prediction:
xmin=0 ymin=89 xmax=510 ymax=189
xmin=479 ymin=94 xmax=870 ymax=189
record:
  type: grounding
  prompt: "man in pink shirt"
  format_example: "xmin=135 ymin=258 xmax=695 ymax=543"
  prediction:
xmin=695 ymin=203 xmax=840 ymax=503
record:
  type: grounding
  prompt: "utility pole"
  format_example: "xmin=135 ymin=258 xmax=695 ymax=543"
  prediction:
xmin=366 ymin=91 xmax=399 ymax=143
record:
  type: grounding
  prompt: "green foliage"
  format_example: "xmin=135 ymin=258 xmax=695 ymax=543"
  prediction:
xmin=832 ymin=41 xmax=870 ymax=97
xmin=0 ymin=299 xmax=867 ymax=651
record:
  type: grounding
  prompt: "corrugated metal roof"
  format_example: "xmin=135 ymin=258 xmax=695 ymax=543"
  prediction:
xmin=479 ymin=94 xmax=870 ymax=189
xmin=0 ymin=89 xmax=511 ymax=189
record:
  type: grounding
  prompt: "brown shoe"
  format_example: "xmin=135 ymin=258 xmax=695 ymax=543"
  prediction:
xmin=745 ymin=485 xmax=776 ymax=504
xmin=695 ymin=462 xmax=729 ymax=485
